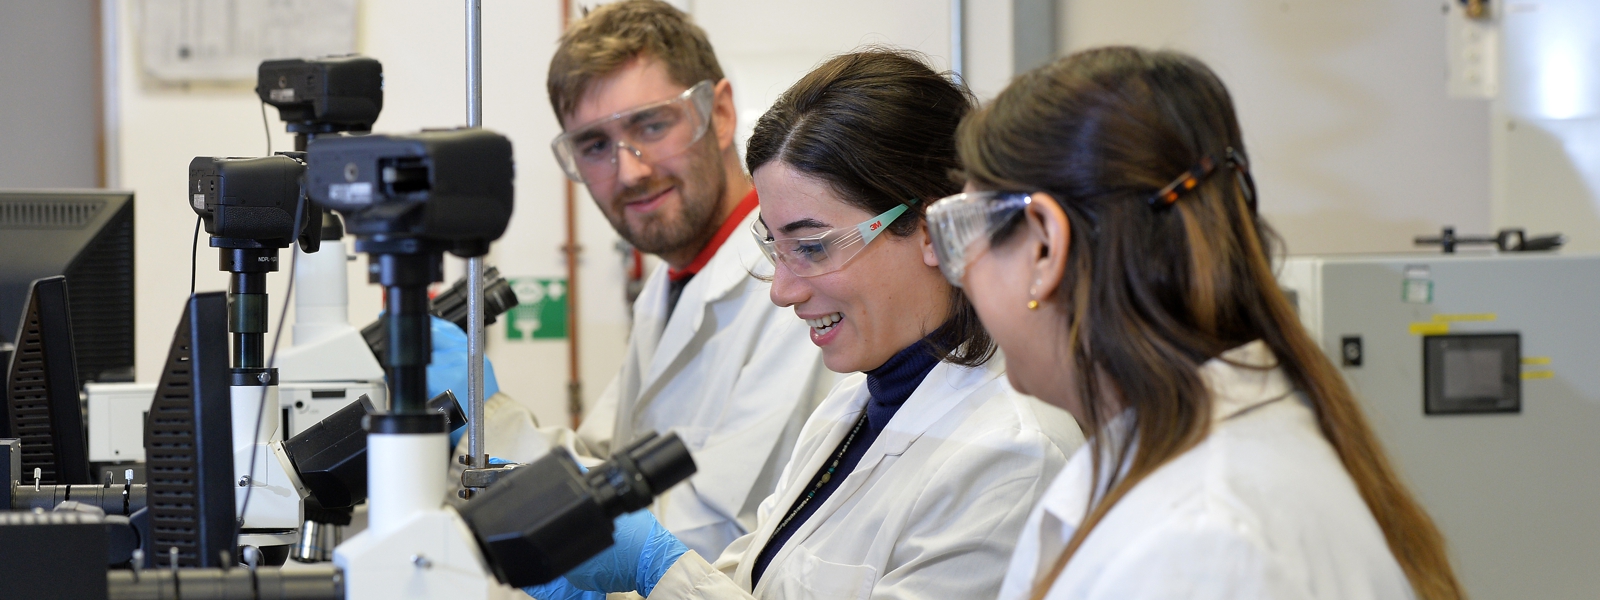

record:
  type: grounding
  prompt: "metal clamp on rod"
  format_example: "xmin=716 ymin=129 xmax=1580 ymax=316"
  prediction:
xmin=1415 ymin=225 xmax=1566 ymax=254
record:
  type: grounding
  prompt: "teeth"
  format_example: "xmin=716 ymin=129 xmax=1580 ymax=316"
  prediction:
xmin=805 ymin=312 xmax=844 ymax=331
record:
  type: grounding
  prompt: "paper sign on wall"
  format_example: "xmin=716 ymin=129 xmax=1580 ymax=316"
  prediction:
xmin=506 ymin=278 xmax=568 ymax=340
xmin=138 ymin=0 xmax=358 ymax=82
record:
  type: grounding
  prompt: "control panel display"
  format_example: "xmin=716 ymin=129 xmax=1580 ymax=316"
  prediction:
xmin=1423 ymin=333 xmax=1520 ymax=415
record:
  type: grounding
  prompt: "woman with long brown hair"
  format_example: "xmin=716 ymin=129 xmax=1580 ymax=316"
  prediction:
xmin=923 ymin=46 xmax=1464 ymax=599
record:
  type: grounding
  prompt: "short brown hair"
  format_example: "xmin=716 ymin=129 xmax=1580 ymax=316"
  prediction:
xmin=747 ymin=49 xmax=995 ymax=367
xmin=547 ymin=0 xmax=725 ymax=123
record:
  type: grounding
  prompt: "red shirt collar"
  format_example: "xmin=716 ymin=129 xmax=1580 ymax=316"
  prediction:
xmin=668 ymin=188 xmax=760 ymax=282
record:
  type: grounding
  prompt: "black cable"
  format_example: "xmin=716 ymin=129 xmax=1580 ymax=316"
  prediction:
xmin=190 ymin=216 xmax=201 ymax=298
xmin=260 ymin=101 xmax=273 ymax=155
xmin=234 ymin=193 xmax=304 ymax=548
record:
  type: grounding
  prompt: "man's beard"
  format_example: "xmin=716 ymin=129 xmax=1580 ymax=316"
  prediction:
xmin=604 ymin=137 xmax=727 ymax=257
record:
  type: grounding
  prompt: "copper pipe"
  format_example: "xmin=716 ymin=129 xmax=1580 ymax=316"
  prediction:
xmin=562 ymin=0 xmax=584 ymax=430
xmin=93 ymin=1 xmax=107 ymax=187
xmin=564 ymin=179 xmax=582 ymax=429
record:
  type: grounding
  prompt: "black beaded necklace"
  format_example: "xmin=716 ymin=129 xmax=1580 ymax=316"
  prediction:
xmin=771 ymin=411 xmax=869 ymax=535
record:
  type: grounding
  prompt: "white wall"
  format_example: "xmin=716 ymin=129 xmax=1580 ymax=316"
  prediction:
xmin=1059 ymin=0 xmax=1493 ymax=255
xmin=687 ymin=0 xmax=954 ymax=148
xmin=1490 ymin=0 xmax=1600 ymax=252
xmin=660 ymin=0 xmax=1019 ymax=155
xmin=0 ymin=1 xmax=100 ymax=188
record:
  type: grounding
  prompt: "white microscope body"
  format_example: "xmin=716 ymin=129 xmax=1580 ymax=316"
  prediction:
xmin=334 ymin=430 xmax=519 ymax=599
xmin=276 ymin=238 xmax=388 ymax=433
xmin=230 ymin=380 xmax=308 ymax=548
xmin=240 ymin=237 xmax=389 ymax=549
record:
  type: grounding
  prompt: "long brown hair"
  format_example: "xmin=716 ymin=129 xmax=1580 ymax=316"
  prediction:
xmin=957 ymin=47 xmax=1463 ymax=599
xmin=747 ymin=49 xmax=995 ymax=366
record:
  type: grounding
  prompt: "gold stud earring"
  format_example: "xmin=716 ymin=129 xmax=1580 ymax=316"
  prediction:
xmin=1027 ymin=300 xmax=1040 ymax=310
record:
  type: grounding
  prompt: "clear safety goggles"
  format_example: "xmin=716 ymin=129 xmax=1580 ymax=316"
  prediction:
xmin=752 ymin=204 xmax=910 ymax=277
xmin=925 ymin=191 xmax=1032 ymax=287
xmin=550 ymin=80 xmax=715 ymax=184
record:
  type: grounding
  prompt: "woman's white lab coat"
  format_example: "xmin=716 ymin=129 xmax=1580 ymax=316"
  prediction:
xmin=998 ymin=341 xmax=1415 ymax=600
xmin=648 ymin=358 xmax=1085 ymax=600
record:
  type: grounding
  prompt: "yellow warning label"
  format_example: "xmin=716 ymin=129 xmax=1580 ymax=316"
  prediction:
xmin=1409 ymin=322 xmax=1451 ymax=335
xmin=1522 ymin=370 xmax=1555 ymax=380
xmin=1522 ymin=356 xmax=1552 ymax=365
xmin=1431 ymin=313 xmax=1498 ymax=323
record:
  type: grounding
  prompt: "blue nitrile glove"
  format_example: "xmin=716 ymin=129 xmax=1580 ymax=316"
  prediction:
xmin=425 ymin=316 xmax=500 ymax=447
xmin=522 ymin=581 xmax=603 ymax=600
xmin=527 ymin=509 xmax=688 ymax=597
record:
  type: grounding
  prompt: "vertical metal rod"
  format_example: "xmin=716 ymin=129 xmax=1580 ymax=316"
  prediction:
xmin=466 ymin=257 xmax=485 ymax=468
xmin=466 ymin=0 xmax=483 ymax=128
xmin=950 ymin=0 xmax=965 ymax=81
xmin=465 ymin=0 xmax=486 ymax=468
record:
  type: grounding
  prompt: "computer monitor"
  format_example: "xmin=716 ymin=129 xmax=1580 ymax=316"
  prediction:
xmin=0 ymin=190 xmax=135 ymax=386
xmin=3 ymin=276 xmax=91 ymax=484
xmin=140 ymin=292 xmax=235 ymax=567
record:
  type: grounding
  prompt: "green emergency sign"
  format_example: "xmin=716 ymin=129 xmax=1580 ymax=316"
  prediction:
xmin=506 ymin=277 xmax=568 ymax=340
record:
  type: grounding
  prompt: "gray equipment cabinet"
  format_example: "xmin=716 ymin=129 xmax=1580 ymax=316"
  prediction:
xmin=1278 ymin=253 xmax=1600 ymax=599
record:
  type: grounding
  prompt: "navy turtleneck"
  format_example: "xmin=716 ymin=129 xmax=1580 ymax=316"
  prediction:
xmin=750 ymin=338 xmax=942 ymax=585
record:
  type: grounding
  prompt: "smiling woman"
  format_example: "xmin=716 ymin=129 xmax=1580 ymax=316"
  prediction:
xmin=521 ymin=48 xmax=1084 ymax=600
xmin=713 ymin=50 xmax=1083 ymax=598
xmin=746 ymin=49 xmax=994 ymax=373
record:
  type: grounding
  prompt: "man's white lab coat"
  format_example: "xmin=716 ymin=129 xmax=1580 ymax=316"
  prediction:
xmin=998 ymin=341 xmax=1415 ymax=600
xmin=648 ymin=358 xmax=1085 ymax=599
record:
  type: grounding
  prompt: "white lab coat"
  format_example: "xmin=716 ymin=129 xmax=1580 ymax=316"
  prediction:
xmin=998 ymin=341 xmax=1415 ymax=600
xmin=648 ymin=357 xmax=1085 ymax=600
xmin=538 ymin=209 xmax=832 ymax=559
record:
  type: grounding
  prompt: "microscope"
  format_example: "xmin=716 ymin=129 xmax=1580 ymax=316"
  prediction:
xmin=255 ymin=55 xmax=390 ymax=563
xmin=187 ymin=153 xmax=320 ymax=559
xmin=306 ymin=129 xmax=698 ymax=598
xmin=0 ymin=126 xmax=699 ymax=600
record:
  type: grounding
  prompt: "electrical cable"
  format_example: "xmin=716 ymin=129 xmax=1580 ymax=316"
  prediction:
xmin=233 ymin=186 xmax=305 ymax=550
xmin=260 ymin=101 xmax=273 ymax=155
xmin=190 ymin=216 xmax=201 ymax=298
xmin=234 ymin=99 xmax=283 ymax=551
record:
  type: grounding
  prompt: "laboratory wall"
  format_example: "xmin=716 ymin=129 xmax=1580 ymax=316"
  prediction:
xmin=1490 ymin=0 xmax=1600 ymax=252
xmin=1058 ymin=0 xmax=1494 ymax=255
xmin=0 ymin=1 xmax=102 ymax=188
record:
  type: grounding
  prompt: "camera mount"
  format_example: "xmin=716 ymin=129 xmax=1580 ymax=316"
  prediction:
xmin=307 ymin=128 xmax=514 ymax=416
xmin=258 ymin=55 xmax=384 ymax=151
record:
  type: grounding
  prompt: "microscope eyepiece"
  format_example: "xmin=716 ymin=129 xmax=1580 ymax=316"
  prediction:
xmin=586 ymin=432 xmax=697 ymax=516
xmin=457 ymin=432 xmax=696 ymax=588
